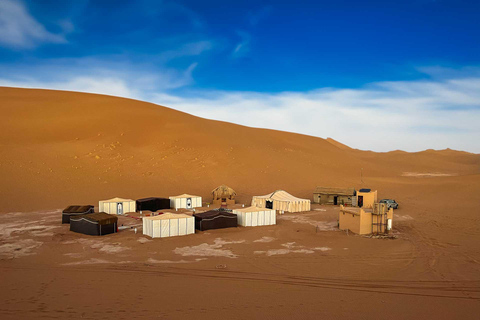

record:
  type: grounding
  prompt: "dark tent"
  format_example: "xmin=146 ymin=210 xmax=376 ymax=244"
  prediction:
xmin=194 ymin=210 xmax=237 ymax=231
xmin=136 ymin=197 xmax=170 ymax=212
xmin=70 ymin=212 xmax=118 ymax=236
xmin=62 ymin=205 xmax=95 ymax=224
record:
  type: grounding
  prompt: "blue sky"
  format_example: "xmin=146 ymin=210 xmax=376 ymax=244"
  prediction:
xmin=1 ymin=0 xmax=480 ymax=152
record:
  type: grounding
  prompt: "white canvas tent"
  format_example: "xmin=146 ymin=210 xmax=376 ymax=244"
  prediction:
xmin=142 ymin=213 xmax=195 ymax=238
xmin=251 ymin=190 xmax=311 ymax=213
xmin=232 ymin=206 xmax=276 ymax=227
xmin=99 ymin=197 xmax=136 ymax=215
xmin=169 ymin=194 xmax=202 ymax=209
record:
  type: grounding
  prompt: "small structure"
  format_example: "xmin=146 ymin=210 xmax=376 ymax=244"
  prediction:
xmin=70 ymin=212 xmax=118 ymax=236
xmin=136 ymin=197 xmax=170 ymax=212
xmin=338 ymin=203 xmax=393 ymax=235
xmin=356 ymin=189 xmax=377 ymax=209
xmin=232 ymin=206 xmax=276 ymax=227
xmin=212 ymin=185 xmax=236 ymax=206
xmin=193 ymin=210 xmax=237 ymax=231
xmin=251 ymin=190 xmax=311 ymax=213
xmin=62 ymin=205 xmax=94 ymax=224
xmin=313 ymin=187 xmax=355 ymax=206
xmin=169 ymin=194 xmax=202 ymax=210
xmin=142 ymin=213 xmax=194 ymax=238
xmin=99 ymin=197 xmax=136 ymax=215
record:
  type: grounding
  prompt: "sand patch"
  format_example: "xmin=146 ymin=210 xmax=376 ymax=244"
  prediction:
xmin=0 ymin=239 xmax=43 ymax=259
xmin=63 ymin=258 xmax=111 ymax=266
xmin=278 ymin=215 xmax=337 ymax=230
xmin=147 ymin=258 xmax=207 ymax=264
xmin=254 ymin=242 xmax=332 ymax=256
xmin=394 ymin=214 xmax=414 ymax=221
xmin=90 ymin=242 xmax=130 ymax=254
xmin=137 ymin=237 xmax=152 ymax=244
xmin=253 ymin=236 xmax=276 ymax=243
xmin=402 ymin=172 xmax=456 ymax=177
xmin=174 ymin=238 xmax=245 ymax=258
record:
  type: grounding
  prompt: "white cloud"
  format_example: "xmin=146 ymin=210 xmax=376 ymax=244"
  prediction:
xmin=232 ymin=30 xmax=251 ymax=57
xmin=0 ymin=0 xmax=67 ymax=49
xmin=0 ymin=59 xmax=479 ymax=153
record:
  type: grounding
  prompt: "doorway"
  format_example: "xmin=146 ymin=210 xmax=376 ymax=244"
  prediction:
xmin=334 ymin=196 xmax=338 ymax=205
xmin=266 ymin=200 xmax=273 ymax=209
xmin=186 ymin=198 xmax=192 ymax=209
xmin=358 ymin=196 xmax=364 ymax=208
xmin=117 ymin=203 xmax=123 ymax=215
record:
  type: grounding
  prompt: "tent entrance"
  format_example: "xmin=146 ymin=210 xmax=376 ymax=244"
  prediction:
xmin=117 ymin=203 xmax=123 ymax=215
xmin=358 ymin=196 xmax=364 ymax=208
xmin=186 ymin=198 xmax=192 ymax=209
xmin=334 ymin=196 xmax=338 ymax=205
xmin=266 ymin=200 xmax=273 ymax=209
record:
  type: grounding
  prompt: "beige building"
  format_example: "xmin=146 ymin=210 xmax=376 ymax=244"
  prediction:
xmin=212 ymin=185 xmax=236 ymax=206
xmin=339 ymin=203 xmax=393 ymax=235
xmin=313 ymin=187 xmax=355 ymax=206
xmin=99 ymin=197 xmax=136 ymax=215
xmin=251 ymin=190 xmax=311 ymax=213
xmin=356 ymin=189 xmax=377 ymax=209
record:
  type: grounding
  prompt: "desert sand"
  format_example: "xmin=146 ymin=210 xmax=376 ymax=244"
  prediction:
xmin=0 ymin=87 xmax=479 ymax=319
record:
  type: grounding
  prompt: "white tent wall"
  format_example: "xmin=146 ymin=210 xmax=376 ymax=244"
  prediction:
xmin=143 ymin=215 xmax=195 ymax=238
xmin=99 ymin=198 xmax=136 ymax=215
xmin=233 ymin=208 xmax=276 ymax=227
xmin=169 ymin=195 xmax=202 ymax=209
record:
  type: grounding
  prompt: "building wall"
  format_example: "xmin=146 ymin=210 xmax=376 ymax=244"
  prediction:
xmin=314 ymin=193 xmax=353 ymax=205
xmin=339 ymin=204 xmax=393 ymax=235
xmin=356 ymin=190 xmax=377 ymax=209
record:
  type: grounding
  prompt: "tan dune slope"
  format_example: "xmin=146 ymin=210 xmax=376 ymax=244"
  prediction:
xmin=0 ymin=87 xmax=479 ymax=212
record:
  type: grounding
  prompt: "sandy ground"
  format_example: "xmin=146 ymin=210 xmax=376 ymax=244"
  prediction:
xmin=0 ymin=88 xmax=479 ymax=319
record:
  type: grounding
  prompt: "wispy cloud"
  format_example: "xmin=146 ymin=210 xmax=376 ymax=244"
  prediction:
xmin=0 ymin=0 xmax=67 ymax=49
xmin=0 ymin=61 xmax=479 ymax=153
xmin=232 ymin=30 xmax=251 ymax=58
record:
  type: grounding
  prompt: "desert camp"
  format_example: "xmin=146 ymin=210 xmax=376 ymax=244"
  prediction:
xmin=2 ymin=1 xmax=480 ymax=316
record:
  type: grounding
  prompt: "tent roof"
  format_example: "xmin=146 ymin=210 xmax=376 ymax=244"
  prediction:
xmin=194 ymin=210 xmax=237 ymax=219
xmin=101 ymin=197 xmax=134 ymax=203
xmin=143 ymin=213 xmax=192 ymax=220
xmin=253 ymin=190 xmax=309 ymax=202
xmin=169 ymin=194 xmax=201 ymax=199
xmin=233 ymin=206 xmax=275 ymax=213
xmin=136 ymin=197 xmax=169 ymax=202
xmin=211 ymin=185 xmax=236 ymax=195
xmin=63 ymin=205 xmax=94 ymax=214
xmin=70 ymin=212 xmax=118 ymax=225
xmin=314 ymin=187 xmax=355 ymax=196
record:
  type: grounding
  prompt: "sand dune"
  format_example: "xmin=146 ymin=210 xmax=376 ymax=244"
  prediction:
xmin=1 ymin=87 xmax=478 ymax=212
xmin=0 ymin=87 xmax=479 ymax=319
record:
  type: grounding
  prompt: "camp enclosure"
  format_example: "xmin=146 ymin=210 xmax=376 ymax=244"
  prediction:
xmin=142 ymin=213 xmax=195 ymax=238
xmin=232 ymin=207 xmax=276 ymax=227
